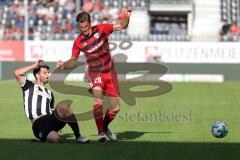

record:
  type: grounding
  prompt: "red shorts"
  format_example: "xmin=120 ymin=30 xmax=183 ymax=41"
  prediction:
xmin=87 ymin=69 xmax=120 ymax=97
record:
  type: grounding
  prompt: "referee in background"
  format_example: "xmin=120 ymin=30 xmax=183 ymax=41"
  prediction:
xmin=14 ymin=60 xmax=89 ymax=143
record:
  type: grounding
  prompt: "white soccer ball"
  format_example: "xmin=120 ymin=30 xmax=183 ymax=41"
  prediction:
xmin=211 ymin=121 xmax=228 ymax=138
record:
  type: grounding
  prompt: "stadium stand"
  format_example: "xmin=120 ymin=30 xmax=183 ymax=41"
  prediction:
xmin=220 ymin=0 xmax=240 ymax=41
xmin=151 ymin=0 xmax=192 ymax=5
xmin=0 ymin=0 xmax=194 ymax=41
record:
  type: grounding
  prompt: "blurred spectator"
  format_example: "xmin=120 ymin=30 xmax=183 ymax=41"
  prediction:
xmin=33 ymin=31 xmax=41 ymax=41
xmin=36 ymin=2 xmax=48 ymax=20
xmin=83 ymin=0 xmax=94 ymax=12
xmin=64 ymin=0 xmax=75 ymax=12
xmin=5 ymin=24 xmax=16 ymax=40
xmin=28 ymin=1 xmax=38 ymax=23
xmin=229 ymin=22 xmax=239 ymax=36
xmin=108 ymin=4 xmax=119 ymax=20
xmin=0 ymin=0 xmax=11 ymax=6
xmin=14 ymin=28 xmax=23 ymax=40
xmin=219 ymin=20 xmax=231 ymax=36
xmin=218 ymin=19 xmax=240 ymax=41
xmin=100 ymin=4 xmax=120 ymax=22
xmin=101 ymin=4 xmax=112 ymax=21
xmin=53 ymin=21 xmax=62 ymax=33
xmin=58 ymin=0 xmax=68 ymax=7
xmin=93 ymin=0 xmax=104 ymax=13
xmin=46 ymin=0 xmax=59 ymax=8
xmin=13 ymin=0 xmax=25 ymax=17
xmin=16 ymin=16 xmax=25 ymax=29
xmin=65 ymin=20 xmax=73 ymax=33
xmin=0 ymin=24 xmax=4 ymax=40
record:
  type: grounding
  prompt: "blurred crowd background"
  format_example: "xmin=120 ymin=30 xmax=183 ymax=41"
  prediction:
xmin=0 ymin=0 xmax=239 ymax=41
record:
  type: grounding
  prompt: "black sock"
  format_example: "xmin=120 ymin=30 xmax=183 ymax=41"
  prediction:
xmin=67 ymin=121 xmax=81 ymax=139
xmin=65 ymin=114 xmax=81 ymax=139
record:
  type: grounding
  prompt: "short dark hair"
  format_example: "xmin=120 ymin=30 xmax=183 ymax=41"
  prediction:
xmin=33 ymin=65 xmax=49 ymax=80
xmin=76 ymin=11 xmax=91 ymax=23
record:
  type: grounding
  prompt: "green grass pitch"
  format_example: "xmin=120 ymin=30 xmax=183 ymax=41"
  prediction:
xmin=0 ymin=80 xmax=239 ymax=160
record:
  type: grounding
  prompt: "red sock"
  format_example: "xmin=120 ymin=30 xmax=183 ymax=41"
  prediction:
xmin=103 ymin=109 xmax=117 ymax=131
xmin=93 ymin=104 xmax=104 ymax=134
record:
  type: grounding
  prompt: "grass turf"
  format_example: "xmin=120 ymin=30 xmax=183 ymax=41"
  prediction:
xmin=0 ymin=80 xmax=239 ymax=160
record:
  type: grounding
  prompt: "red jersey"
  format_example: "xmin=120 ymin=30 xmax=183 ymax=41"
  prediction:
xmin=72 ymin=24 xmax=114 ymax=73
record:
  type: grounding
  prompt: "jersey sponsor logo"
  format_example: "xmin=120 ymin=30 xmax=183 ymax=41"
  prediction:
xmin=38 ymin=91 xmax=52 ymax=99
xmin=94 ymin=32 xmax=100 ymax=39
xmin=87 ymin=40 xmax=104 ymax=53
xmin=35 ymin=86 xmax=52 ymax=99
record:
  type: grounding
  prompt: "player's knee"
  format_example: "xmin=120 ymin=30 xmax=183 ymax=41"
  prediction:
xmin=58 ymin=104 xmax=70 ymax=113
xmin=111 ymin=105 xmax=120 ymax=113
xmin=92 ymin=87 xmax=103 ymax=99
xmin=61 ymin=101 xmax=70 ymax=109
xmin=47 ymin=132 xmax=60 ymax=143
xmin=114 ymin=107 xmax=120 ymax=113
xmin=93 ymin=86 xmax=102 ymax=91
xmin=94 ymin=99 xmax=103 ymax=106
xmin=93 ymin=102 xmax=103 ymax=118
xmin=93 ymin=103 xmax=103 ymax=111
xmin=51 ymin=136 xmax=60 ymax=143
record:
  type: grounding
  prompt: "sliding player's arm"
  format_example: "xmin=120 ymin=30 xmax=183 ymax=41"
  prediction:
xmin=113 ymin=7 xmax=132 ymax=31
xmin=14 ymin=60 xmax=42 ymax=86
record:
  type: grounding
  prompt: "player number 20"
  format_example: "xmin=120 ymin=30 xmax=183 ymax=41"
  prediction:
xmin=94 ymin=77 xmax=102 ymax=84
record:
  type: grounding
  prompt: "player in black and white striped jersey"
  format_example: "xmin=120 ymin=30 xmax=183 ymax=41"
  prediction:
xmin=22 ymin=68 xmax=54 ymax=121
xmin=14 ymin=60 xmax=89 ymax=143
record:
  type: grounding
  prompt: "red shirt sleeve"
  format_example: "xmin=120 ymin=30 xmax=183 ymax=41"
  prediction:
xmin=98 ymin=24 xmax=114 ymax=36
xmin=72 ymin=38 xmax=81 ymax=59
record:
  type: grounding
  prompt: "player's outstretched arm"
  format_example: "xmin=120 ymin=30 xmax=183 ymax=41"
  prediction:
xmin=56 ymin=57 xmax=78 ymax=70
xmin=14 ymin=60 xmax=43 ymax=86
xmin=113 ymin=7 xmax=132 ymax=31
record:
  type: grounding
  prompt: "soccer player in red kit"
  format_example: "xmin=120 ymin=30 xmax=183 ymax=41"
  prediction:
xmin=56 ymin=7 xmax=131 ymax=142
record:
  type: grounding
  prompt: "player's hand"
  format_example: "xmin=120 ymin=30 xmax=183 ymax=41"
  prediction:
xmin=122 ymin=7 xmax=132 ymax=17
xmin=56 ymin=60 xmax=64 ymax=70
xmin=34 ymin=59 xmax=44 ymax=67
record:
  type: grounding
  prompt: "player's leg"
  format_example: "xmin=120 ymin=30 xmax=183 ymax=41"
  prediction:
xmin=92 ymin=86 xmax=106 ymax=142
xmin=46 ymin=131 xmax=60 ymax=143
xmin=55 ymin=101 xmax=89 ymax=143
xmin=103 ymin=70 xmax=120 ymax=140
xmin=103 ymin=96 xmax=120 ymax=141
xmin=32 ymin=114 xmax=64 ymax=143
xmin=104 ymin=96 xmax=120 ymax=130
xmin=88 ymin=71 xmax=106 ymax=142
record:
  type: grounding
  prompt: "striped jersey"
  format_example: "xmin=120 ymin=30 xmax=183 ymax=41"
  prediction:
xmin=72 ymin=24 xmax=114 ymax=73
xmin=21 ymin=78 xmax=54 ymax=122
